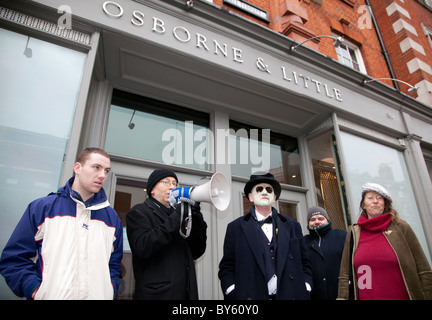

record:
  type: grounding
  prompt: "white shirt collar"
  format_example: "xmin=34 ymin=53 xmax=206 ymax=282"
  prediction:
xmin=255 ymin=211 xmax=272 ymax=221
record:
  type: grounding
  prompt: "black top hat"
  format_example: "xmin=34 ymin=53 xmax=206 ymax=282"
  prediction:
xmin=244 ymin=172 xmax=281 ymax=200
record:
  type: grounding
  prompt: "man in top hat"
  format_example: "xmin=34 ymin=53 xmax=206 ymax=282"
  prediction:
xmin=126 ymin=169 xmax=207 ymax=299
xmin=218 ymin=172 xmax=312 ymax=300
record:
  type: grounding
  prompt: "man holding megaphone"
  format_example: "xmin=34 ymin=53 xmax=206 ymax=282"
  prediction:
xmin=126 ymin=169 xmax=207 ymax=300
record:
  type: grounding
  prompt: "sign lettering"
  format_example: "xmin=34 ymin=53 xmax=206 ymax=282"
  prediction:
xmin=102 ymin=1 xmax=343 ymax=102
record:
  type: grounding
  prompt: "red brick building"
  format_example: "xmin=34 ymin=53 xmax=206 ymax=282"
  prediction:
xmin=216 ymin=0 xmax=432 ymax=103
xmin=368 ymin=0 xmax=432 ymax=105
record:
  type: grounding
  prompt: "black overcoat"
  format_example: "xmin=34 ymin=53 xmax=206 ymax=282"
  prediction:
xmin=126 ymin=198 xmax=207 ymax=299
xmin=218 ymin=207 xmax=313 ymax=300
xmin=304 ymin=222 xmax=347 ymax=300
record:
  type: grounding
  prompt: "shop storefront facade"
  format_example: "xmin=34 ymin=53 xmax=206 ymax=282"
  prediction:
xmin=1 ymin=0 xmax=431 ymax=299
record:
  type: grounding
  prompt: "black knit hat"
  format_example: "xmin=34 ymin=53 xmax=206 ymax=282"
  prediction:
xmin=146 ymin=169 xmax=178 ymax=196
xmin=244 ymin=172 xmax=281 ymax=200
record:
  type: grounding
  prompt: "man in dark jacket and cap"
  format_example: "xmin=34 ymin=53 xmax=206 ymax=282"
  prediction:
xmin=126 ymin=169 xmax=207 ymax=299
xmin=304 ymin=206 xmax=347 ymax=300
xmin=219 ymin=172 xmax=312 ymax=300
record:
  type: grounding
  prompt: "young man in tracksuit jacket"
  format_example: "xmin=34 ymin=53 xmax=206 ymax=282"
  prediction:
xmin=0 ymin=148 xmax=123 ymax=300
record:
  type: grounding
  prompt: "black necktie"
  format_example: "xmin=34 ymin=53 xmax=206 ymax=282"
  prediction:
xmin=258 ymin=215 xmax=272 ymax=227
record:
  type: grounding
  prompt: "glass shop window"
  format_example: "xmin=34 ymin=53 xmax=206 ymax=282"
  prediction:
xmin=308 ymin=131 xmax=347 ymax=230
xmin=229 ymin=120 xmax=302 ymax=186
xmin=105 ymin=90 xmax=211 ymax=170
xmin=0 ymin=28 xmax=86 ymax=298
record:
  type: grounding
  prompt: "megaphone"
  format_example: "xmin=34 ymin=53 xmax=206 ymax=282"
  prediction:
xmin=169 ymin=172 xmax=231 ymax=211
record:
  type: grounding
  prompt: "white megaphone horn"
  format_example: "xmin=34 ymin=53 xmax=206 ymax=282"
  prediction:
xmin=169 ymin=172 xmax=231 ymax=211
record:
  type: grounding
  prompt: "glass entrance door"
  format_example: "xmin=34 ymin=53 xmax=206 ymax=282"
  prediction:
xmin=112 ymin=178 xmax=147 ymax=300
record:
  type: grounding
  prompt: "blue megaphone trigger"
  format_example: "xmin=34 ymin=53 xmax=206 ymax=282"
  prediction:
xmin=169 ymin=186 xmax=194 ymax=207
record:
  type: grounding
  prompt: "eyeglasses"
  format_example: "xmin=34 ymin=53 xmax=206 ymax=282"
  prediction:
xmin=255 ymin=186 xmax=273 ymax=194
xmin=366 ymin=195 xmax=383 ymax=201
xmin=159 ymin=180 xmax=178 ymax=188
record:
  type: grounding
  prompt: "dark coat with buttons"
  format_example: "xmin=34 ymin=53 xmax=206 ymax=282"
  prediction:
xmin=218 ymin=206 xmax=313 ymax=300
xmin=304 ymin=222 xmax=347 ymax=300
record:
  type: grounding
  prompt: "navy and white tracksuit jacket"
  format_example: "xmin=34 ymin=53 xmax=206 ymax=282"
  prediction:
xmin=0 ymin=177 xmax=123 ymax=300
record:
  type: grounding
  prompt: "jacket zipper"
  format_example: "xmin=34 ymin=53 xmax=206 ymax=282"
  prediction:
xmin=314 ymin=229 xmax=322 ymax=247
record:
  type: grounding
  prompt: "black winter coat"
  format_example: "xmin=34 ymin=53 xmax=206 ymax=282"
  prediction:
xmin=126 ymin=197 xmax=207 ymax=299
xmin=304 ymin=222 xmax=347 ymax=300
xmin=219 ymin=207 xmax=313 ymax=300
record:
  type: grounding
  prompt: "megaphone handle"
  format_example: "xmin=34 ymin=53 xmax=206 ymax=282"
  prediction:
xmin=178 ymin=200 xmax=193 ymax=239
xmin=179 ymin=197 xmax=195 ymax=206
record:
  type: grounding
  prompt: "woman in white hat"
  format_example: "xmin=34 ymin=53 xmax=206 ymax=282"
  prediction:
xmin=338 ymin=183 xmax=432 ymax=300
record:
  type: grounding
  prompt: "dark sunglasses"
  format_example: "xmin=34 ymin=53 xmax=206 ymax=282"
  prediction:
xmin=255 ymin=186 xmax=273 ymax=193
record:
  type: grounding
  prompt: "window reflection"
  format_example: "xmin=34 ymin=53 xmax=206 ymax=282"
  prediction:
xmin=105 ymin=90 xmax=210 ymax=170
xmin=0 ymin=28 xmax=86 ymax=298
xmin=229 ymin=120 xmax=302 ymax=186
xmin=278 ymin=201 xmax=297 ymax=220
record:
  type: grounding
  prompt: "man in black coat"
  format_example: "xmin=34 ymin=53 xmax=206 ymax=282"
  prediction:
xmin=126 ymin=169 xmax=207 ymax=299
xmin=304 ymin=206 xmax=347 ymax=300
xmin=218 ymin=172 xmax=312 ymax=300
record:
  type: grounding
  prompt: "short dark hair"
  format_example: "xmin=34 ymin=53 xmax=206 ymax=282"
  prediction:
xmin=76 ymin=147 xmax=110 ymax=165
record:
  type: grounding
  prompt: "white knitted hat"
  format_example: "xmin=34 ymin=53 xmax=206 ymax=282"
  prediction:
xmin=361 ymin=183 xmax=391 ymax=200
